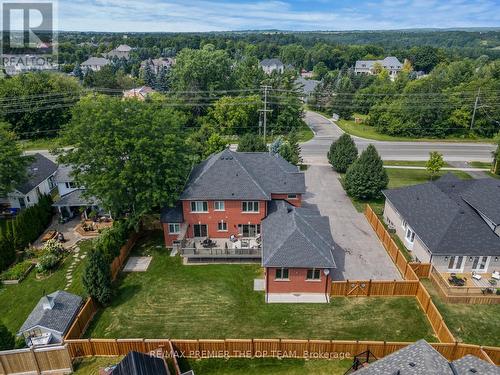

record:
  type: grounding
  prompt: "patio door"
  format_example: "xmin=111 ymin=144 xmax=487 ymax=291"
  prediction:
xmin=447 ymin=256 xmax=465 ymax=272
xmin=238 ymin=224 xmax=260 ymax=237
xmin=471 ymin=256 xmax=489 ymax=273
xmin=193 ymin=224 xmax=208 ymax=238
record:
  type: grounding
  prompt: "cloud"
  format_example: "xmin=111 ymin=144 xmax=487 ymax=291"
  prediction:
xmin=52 ymin=0 xmax=500 ymax=31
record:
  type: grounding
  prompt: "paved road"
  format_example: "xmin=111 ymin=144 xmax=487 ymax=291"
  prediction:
xmin=301 ymin=111 xmax=496 ymax=165
xmin=303 ymin=165 xmax=402 ymax=281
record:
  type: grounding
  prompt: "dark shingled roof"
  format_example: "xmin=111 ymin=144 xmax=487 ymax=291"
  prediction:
xmin=17 ymin=153 xmax=58 ymax=194
xmin=262 ymin=201 xmax=337 ymax=268
xmin=111 ymin=351 xmax=169 ymax=375
xmin=383 ymin=174 xmax=500 ymax=257
xmin=260 ymin=58 xmax=284 ymax=67
xmin=18 ymin=291 xmax=82 ymax=335
xmin=52 ymin=189 xmax=99 ymax=207
xmin=160 ymin=202 xmax=184 ymax=223
xmin=180 ymin=149 xmax=305 ymax=201
xmin=354 ymin=340 xmax=499 ymax=375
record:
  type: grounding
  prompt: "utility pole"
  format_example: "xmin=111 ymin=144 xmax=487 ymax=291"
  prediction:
xmin=259 ymin=85 xmax=272 ymax=143
xmin=470 ymin=88 xmax=480 ymax=131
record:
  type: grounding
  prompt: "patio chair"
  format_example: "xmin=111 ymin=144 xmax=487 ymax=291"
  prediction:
xmin=491 ymin=271 xmax=500 ymax=280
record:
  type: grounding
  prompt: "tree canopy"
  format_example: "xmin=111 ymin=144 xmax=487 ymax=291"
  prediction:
xmin=0 ymin=123 xmax=29 ymax=196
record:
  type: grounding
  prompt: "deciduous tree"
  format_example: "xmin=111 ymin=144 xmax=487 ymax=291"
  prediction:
xmin=426 ymin=151 xmax=445 ymax=180
xmin=0 ymin=123 xmax=29 ymax=196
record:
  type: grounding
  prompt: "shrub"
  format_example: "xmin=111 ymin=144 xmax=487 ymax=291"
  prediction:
xmin=0 ymin=226 xmax=15 ymax=272
xmin=83 ymin=249 xmax=112 ymax=305
xmin=35 ymin=239 xmax=65 ymax=274
xmin=344 ymin=144 xmax=388 ymax=200
xmin=237 ymin=134 xmax=268 ymax=152
xmin=0 ymin=324 xmax=14 ymax=350
xmin=328 ymin=133 xmax=358 ymax=173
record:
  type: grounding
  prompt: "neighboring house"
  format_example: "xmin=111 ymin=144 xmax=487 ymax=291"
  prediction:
xmin=383 ymin=174 xmax=500 ymax=273
xmin=123 ymin=86 xmax=155 ymax=100
xmin=140 ymin=57 xmax=175 ymax=74
xmin=262 ymin=201 xmax=338 ymax=303
xmin=259 ymin=58 xmax=285 ymax=74
xmin=352 ymin=340 xmax=498 ymax=374
xmin=0 ymin=153 xmax=57 ymax=212
xmin=160 ymin=149 xmax=306 ymax=247
xmin=81 ymin=56 xmax=110 ymax=72
xmin=53 ymin=165 xmax=100 ymax=219
xmin=111 ymin=351 xmax=170 ymax=375
xmin=294 ymin=76 xmax=320 ymax=102
xmin=105 ymin=44 xmax=132 ymax=60
xmin=18 ymin=291 xmax=82 ymax=347
xmin=354 ymin=56 xmax=403 ymax=78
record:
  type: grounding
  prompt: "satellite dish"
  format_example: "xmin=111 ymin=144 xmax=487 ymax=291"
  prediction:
xmin=323 ymin=269 xmax=330 ymax=275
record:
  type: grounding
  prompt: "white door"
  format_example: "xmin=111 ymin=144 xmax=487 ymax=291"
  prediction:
xmin=447 ymin=256 xmax=465 ymax=272
xmin=471 ymin=256 xmax=490 ymax=273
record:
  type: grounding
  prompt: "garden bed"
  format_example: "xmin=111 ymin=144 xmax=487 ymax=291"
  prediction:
xmin=0 ymin=261 xmax=34 ymax=284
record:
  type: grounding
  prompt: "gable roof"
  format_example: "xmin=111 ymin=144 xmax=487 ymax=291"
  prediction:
xmin=112 ymin=351 xmax=169 ymax=375
xmin=355 ymin=56 xmax=402 ymax=70
xmin=81 ymin=56 xmax=110 ymax=67
xmin=17 ymin=153 xmax=58 ymax=194
xmin=180 ymin=149 xmax=305 ymax=201
xmin=383 ymin=174 xmax=500 ymax=257
xmin=262 ymin=201 xmax=337 ymax=268
xmin=295 ymin=77 xmax=320 ymax=95
xmin=18 ymin=291 xmax=82 ymax=335
xmin=54 ymin=165 xmax=73 ymax=183
xmin=354 ymin=340 xmax=499 ymax=375
xmin=114 ymin=44 xmax=132 ymax=52
xmin=260 ymin=58 xmax=284 ymax=67
xmin=52 ymin=189 xmax=99 ymax=207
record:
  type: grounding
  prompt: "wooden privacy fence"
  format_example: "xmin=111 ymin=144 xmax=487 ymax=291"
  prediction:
xmin=64 ymin=298 xmax=99 ymax=340
xmin=0 ymin=345 xmax=72 ymax=375
xmin=364 ymin=205 xmax=433 ymax=281
xmin=63 ymin=338 xmax=500 ymax=366
xmin=110 ymin=231 xmax=141 ymax=281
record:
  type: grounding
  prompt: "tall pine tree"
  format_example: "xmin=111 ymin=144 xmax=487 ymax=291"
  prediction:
xmin=328 ymin=133 xmax=358 ymax=173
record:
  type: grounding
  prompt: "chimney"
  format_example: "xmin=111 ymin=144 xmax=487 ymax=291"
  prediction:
xmin=41 ymin=296 xmax=54 ymax=310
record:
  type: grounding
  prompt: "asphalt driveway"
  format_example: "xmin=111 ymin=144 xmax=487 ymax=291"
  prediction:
xmin=303 ymin=165 xmax=401 ymax=281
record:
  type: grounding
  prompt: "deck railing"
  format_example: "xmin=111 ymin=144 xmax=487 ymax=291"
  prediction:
xmin=179 ymin=247 xmax=261 ymax=257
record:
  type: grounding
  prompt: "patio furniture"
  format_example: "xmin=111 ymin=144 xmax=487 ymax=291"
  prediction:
xmin=472 ymin=272 xmax=482 ymax=281
xmin=448 ymin=275 xmax=465 ymax=287
xmin=41 ymin=230 xmax=57 ymax=242
xmin=488 ymin=279 xmax=497 ymax=286
xmin=491 ymin=271 xmax=500 ymax=280
xmin=201 ymin=238 xmax=216 ymax=248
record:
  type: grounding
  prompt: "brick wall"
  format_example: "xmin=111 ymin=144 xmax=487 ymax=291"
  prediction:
xmin=266 ymin=267 xmax=332 ymax=294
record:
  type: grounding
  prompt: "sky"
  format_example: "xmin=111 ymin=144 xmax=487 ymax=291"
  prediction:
xmin=14 ymin=0 xmax=500 ymax=32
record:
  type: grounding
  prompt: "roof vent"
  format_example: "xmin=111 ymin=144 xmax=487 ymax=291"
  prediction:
xmin=408 ymin=362 xmax=416 ymax=367
xmin=41 ymin=296 xmax=54 ymax=310
xmin=33 ymin=167 xmax=39 ymax=172
xmin=469 ymin=369 xmax=477 ymax=373
xmin=459 ymin=210 xmax=465 ymax=214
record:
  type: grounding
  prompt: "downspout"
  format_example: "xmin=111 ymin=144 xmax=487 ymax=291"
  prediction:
xmin=265 ymin=268 xmax=269 ymax=303
xmin=324 ymin=270 xmax=329 ymax=303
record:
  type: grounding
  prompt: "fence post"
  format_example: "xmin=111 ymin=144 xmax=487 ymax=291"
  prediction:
xmin=251 ymin=339 xmax=254 ymax=358
xmin=30 ymin=346 xmax=41 ymax=375
xmin=0 ymin=354 xmax=6 ymax=374
xmin=452 ymin=341 xmax=459 ymax=360
xmin=391 ymin=280 xmax=396 ymax=296
xmin=345 ymin=280 xmax=349 ymax=296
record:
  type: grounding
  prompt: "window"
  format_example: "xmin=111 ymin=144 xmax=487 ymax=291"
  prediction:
xmin=275 ymin=268 xmax=289 ymax=280
xmin=217 ymin=221 xmax=227 ymax=232
xmin=214 ymin=201 xmax=225 ymax=211
xmin=307 ymin=268 xmax=321 ymax=280
xmin=26 ymin=196 xmax=31 ymax=203
xmin=405 ymin=227 xmax=415 ymax=243
xmin=65 ymin=182 xmax=77 ymax=189
xmin=238 ymin=224 xmax=260 ymax=237
xmin=242 ymin=201 xmax=259 ymax=213
xmin=448 ymin=256 xmax=464 ymax=271
xmin=191 ymin=201 xmax=208 ymax=212
xmin=287 ymin=194 xmax=297 ymax=199
xmin=168 ymin=223 xmax=180 ymax=234
xmin=402 ymin=219 xmax=407 ymax=229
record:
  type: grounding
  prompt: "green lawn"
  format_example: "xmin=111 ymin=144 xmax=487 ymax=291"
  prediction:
xmin=469 ymin=161 xmax=492 ymax=169
xmin=335 ymin=118 xmax=493 ymax=143
xmin=17 ymin=137 xmax=65 ymax=151
xmin=0 ymin=240 xmax=90 ymax=335
xmin=383 ymin=160 xmax=452 ymax=168
xmin=86 ymin=233 xmax=435 ymax=342
xmin=422 ymin=280 xmax=500 ymax=347
xmin=72 ymin=356 xmax=352 ymax=375
xmin=187 ymin=358 xmax=353 ymax=375
xmin=296 ymin=121 xmax=315 ymax=142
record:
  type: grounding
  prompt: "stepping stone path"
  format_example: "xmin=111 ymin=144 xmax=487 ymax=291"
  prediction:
xmin=64 ymin=246 xmax=86 ymax=291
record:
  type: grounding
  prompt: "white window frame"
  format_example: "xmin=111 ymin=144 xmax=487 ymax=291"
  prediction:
xmin=217 ymin=220 xmax=228 ymax=232
xmin=275 ymin=268 xmax=289 ymax=281
xmin=190 ymin=201 xmax=208 ymax=213
xmin=471 ymin=256 xmax=490 ymax=273
xmin=306 ymin=268 xmax=321 ymax=281
xmin=287 ymin=194 xmax=297 ymax=200
xmin=168 ymin=223 xmax=180 ymax=234
xmin=242 ymin=201 xmax=259 ymax=213
xmin=447 ymin=256 xmax=465 ymax=272
xmin=65 ymin=181 xmax=77 ymax=189
xmin=214 ymin=201 xmax=225 ymax=211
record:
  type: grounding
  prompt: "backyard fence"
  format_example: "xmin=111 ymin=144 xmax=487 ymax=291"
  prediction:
xmin=330 ymin=280 xmax=420 ymax=297
xmin=429 ymin=266 xmax=500 ymax=304
xmin=64 ymin=298 xmax=99 ymax=340
xmin=364 ymin=205 xmax=433 ymax=281
xmin=0 ymin=345 xmax=72 ymax=375
xmin=110 ymin=231 xmax=142 ymax=281
xmin=62 ymin=338 xmax=500 ymax=366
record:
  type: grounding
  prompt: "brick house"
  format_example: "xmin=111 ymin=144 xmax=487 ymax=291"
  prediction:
xmin=262 ymin=201 xmax=337 ymax=303
xmin=160 ymin=149 xmax=306 ymax=247
xmin=161 ymin=150 xmax=340 ymax=302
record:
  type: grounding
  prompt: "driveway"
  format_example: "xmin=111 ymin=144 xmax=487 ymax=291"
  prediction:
xmin=303 ymin=165 xmax=401 ymax=281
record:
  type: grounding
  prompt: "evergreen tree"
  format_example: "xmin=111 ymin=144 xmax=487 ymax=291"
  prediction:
xmin=278 ymin=131 xmax=302 ymax=165
xmin=142 ymin=63 xmax=155 ymax=87
xmin=0 ymin=226 xmax=15 ymax=272
xmin=73 ymin=64 xmax=83 ymax=80
xmin=0 ymin=324 xmax=14 ymax=350
xmin=328 ymin=133 xmax=358 ymax=173
xmin=344 ymin=144 xmax=388 ymax=200
xmin=82 ymin=250 xmax=113 ymax=305
xmin=155 ymin=67 xmax=169 ymax=92
xmin=237 ymin=134 xmax=268 ymax=152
